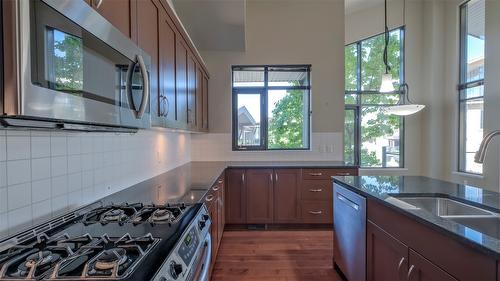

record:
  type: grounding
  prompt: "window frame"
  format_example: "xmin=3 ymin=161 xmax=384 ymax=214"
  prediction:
xmin=231 ymin=65 xmax=312 ymax=151
xmin=457 ymin=0 xmax=485 ymax=175
xmin=344 ymin=27 xmax=406 ymax=168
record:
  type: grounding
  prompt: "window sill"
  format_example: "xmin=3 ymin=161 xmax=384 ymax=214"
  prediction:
xmin=451 ymin=171 xmax=484 ymax=180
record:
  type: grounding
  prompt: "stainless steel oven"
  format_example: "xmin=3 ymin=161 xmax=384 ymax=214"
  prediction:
xmin=0 ymin=0 xmax=151 ymax=132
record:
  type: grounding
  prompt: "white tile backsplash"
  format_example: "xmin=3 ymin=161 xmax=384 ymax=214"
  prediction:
xmin=8 ymin=183 xmax=31 ymax=210
xmin=31 ymin=137 xmax=51 ymax=158
xmin=7 ymin=136 xmax=30 ymax=160
xmin=7 ymin=160 xmax=31 ymax=185
xmin=1 ymin=129 xmax=191 ymax=238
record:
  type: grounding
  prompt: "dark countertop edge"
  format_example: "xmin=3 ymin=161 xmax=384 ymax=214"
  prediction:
xmin=333 ymin=178 xmax=500 ymax=260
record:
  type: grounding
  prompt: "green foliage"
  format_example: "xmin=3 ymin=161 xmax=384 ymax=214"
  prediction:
xmin=268 ymin=88 xmax=305 ymax=149
xmin=53 ymin=31 xmax=83 ymax=92
xmin=344 ymin=30 xmax=403 ymax=167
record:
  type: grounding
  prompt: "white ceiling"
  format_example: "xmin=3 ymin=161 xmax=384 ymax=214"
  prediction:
xmin=171 ymin=0 xmax=246 ymax=52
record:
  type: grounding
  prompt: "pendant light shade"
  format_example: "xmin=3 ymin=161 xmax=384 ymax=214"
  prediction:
xmin=385 ymin=83 xmax=425 ymax=116
xmin=380 ymin=73 xmax=395 ymax=93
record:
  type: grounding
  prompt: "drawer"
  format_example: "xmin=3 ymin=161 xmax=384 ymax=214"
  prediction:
xmin=301 ymin=180 xmax=332 ymax=200
xmin=302 ymin=168 xmax=357 ymax=180
xmin=301 ymin=201 xmax=332 ymax=223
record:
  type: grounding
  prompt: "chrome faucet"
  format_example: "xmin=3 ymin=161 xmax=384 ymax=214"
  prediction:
xmin=474 ymin=130 xmax=500 ymax=163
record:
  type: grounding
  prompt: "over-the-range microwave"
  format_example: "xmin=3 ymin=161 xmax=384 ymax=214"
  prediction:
xmin=0 ymin=0 xmax=151 ymax=132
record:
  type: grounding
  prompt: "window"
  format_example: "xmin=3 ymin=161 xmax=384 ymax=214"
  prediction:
xmin=344 ymin=28 xmax=405 ymax=168
xmin=232 ymin=65 xmax=311 ymax=150
xmin=459 ymin=0 xmax=485 ymax=174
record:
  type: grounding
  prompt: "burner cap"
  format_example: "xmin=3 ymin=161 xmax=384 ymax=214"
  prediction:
xmin=94 ymin=248 xmax=127 ymax=270
xmin=151 ymin=209 xmax=174 ymax=222
xmin=18 ymin=251 xmax=61 ymax=273
xmin=102 ymin=209 xmax=127 ymax=222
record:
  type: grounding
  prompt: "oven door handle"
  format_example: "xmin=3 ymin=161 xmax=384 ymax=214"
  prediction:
xmin=192 ymin=234 xmax=212 ymax=281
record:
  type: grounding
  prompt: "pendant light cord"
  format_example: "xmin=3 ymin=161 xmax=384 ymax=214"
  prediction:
xmin=383 ymin=0 xmax=391 ymax=74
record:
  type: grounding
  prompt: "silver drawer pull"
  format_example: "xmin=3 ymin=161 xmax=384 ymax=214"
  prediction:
xmin=308 ymin=210 xmax=323 ymax=215
xmin=218 ymin=179 xmax=223 ymax=184
xmin=309 ymin=189 xmax=323 ymax=192
xmin=308 ymin=172 xmax=323 ymax=176
xmin=205 ymin=195 xmax=214 ymax=202
xmin=336 ymin=172 xmax=351 ymax=176
xmin=212 ymin=185 xmax=220 ymax=191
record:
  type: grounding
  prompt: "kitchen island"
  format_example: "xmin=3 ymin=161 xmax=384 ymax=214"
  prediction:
xmin=334 ymin=175 xmax=500 ymax=281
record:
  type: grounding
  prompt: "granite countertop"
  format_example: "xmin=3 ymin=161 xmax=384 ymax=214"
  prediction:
xmin=103 ymin=161 xmax=356 ymax=205
xmin=333 ymin=175 xmax=500 ymax=259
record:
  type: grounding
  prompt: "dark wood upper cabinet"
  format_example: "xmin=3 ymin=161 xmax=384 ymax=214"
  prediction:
xmin=86 ymin=0 xmax=135 ymax=39
xmin=407 ymin=250 xmax=457 ymax=281
xmin=273 ymin=169 xmax=300 ymax=223
xmin=367 ymin=221 xmax=408 ymax=281
xmin=136 ymin=0 xmax=159 ymax=127
xmin=157 ymin=11 xmax=176 ymax=126
xmin=175 ymin=39 xmax=188 ymax=125
xmin=225 ymin=169 xmax=246 ymax=224
xmin=245 ymin=169 xmax=274 ymax=224
xmin=187 ymin=53 xmax=197 ymax=129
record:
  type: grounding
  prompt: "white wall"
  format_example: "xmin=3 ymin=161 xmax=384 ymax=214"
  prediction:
xmin=0 ymin=129 xmax=191 ymax=238
xmin=192 ymin=0 xmax=345 ymax=162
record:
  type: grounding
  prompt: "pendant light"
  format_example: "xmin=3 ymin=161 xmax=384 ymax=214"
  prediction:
xmin=380 ymin=0 xmax=395 ymax=93
xmin=385 ymin=0 xmax=425 ymax=116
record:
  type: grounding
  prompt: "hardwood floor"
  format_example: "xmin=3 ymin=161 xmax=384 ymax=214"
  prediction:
xmin=211 ymin=230 xmax=343 ymax=281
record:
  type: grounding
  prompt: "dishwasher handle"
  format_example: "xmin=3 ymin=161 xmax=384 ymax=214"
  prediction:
xmin=336 ymin=193 xmax=359 ymax=211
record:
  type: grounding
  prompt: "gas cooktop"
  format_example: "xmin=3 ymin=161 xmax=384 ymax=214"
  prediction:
xmin=0 ymin=202 xmax=205 ymax=281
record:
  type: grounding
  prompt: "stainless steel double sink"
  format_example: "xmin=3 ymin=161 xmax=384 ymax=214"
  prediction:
xmin=387 ymin=196 xmax=500 ymax=239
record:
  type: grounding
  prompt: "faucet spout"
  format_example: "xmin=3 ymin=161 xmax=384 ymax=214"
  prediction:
xmin=474 ymin=130 xmax=500 ymax=163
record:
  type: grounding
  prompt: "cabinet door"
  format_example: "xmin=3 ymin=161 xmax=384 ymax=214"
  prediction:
xmin=407 ymin=250 xmax=457 ymax=281
xmin=88 ymin=0 xmax=135 ymax=38
xmin=216 ymin=177 xmax=225 ymax=244
xmin=202 ymin=75 xmax=209 ymax=130
xmin=175 ymin=39 xmax=188 ymax=125
xmin=246 ymin=169 xmax=274 ymax=224
xmin=273 ymin=169 xmax=300 ymax=223
xmin=367 ymin=221 xmax=409 ymax=281
xmin=136 ymin=0 xmax=159 ymax=121
xmin=187 ymin=53 xmax=197 ymax=129
xmin=157 ymin=12 xmax=176 ymax=125
xmin=205 ymin=197 xmax=218 ymax=275
xmin=226 ymin=169 xmax=246 ymax=224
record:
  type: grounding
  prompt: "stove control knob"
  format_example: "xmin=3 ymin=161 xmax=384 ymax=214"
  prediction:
xmin=170 ymin=261 xmax=183 ymax=279
xmin=202 ymin=214 xmax=210 ymax=221
xmin=199 ymin=220 xmax=206 ymax=230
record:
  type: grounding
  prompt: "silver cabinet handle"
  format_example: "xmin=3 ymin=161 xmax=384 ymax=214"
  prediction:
xmin=270 ymin=173 xmax=273 ymax=182
xmin=309 ymin=172 xmax=323 ymax=176
xmin=337 ymin=193 xmax=359 ymax=211
xmin=309 ymin=189 xmax=323 ymax=192
xmin=136 ymin=55 xmax=149 ymax=119
xmin=308 ymin=210 xmax=323 ymax=215
xmin=336 ymin=172 xmax=351 ymax=176
xmin=218 ymin=179 xmax=223 ymax=184
xmin=241 ymin=173 xmax=245 ymax=183
xmin=212 ymin=185 xmax=220 ymax=191
xmin=407 ymin=265 xmax=416 ymax=281
xmin=205 ymin=195 xmax=214 ymax=202
xmin=93 ymin=0 xmax=103 ymax=9
xmin=397 ymin=257 xmax=406 ymax=281
xmin=275 ymin=173 xmax=278 ymax=182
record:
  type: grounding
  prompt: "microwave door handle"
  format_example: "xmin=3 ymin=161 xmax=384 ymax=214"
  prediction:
xmin=136 ymin=54 xmax=149 ymax=119
xmin=125 ymin=61 xmax=138 ymax=116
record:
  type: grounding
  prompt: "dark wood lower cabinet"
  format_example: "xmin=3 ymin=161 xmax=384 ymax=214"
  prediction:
xmin=245 ymin=169 xmax=274 ymax=224
xmin=407 ymin=250 xmax=457 ymax=281
xmin=367 ymin=221 xmax=408 ymax=281
xmin=273 ymin=169 xmax=300 ymax=223
xmin=225 ymin=169 xmax=246 ymax=224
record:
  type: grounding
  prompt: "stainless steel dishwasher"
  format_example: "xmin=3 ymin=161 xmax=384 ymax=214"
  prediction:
xmin=333 ymin=183 xmax=367 ymax=281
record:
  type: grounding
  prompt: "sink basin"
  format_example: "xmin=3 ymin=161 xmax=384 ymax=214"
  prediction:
xmin=390 ymin=196 xmax=495 ymax=217
xmin=388 ymin=196 xmax=500 ymax=239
